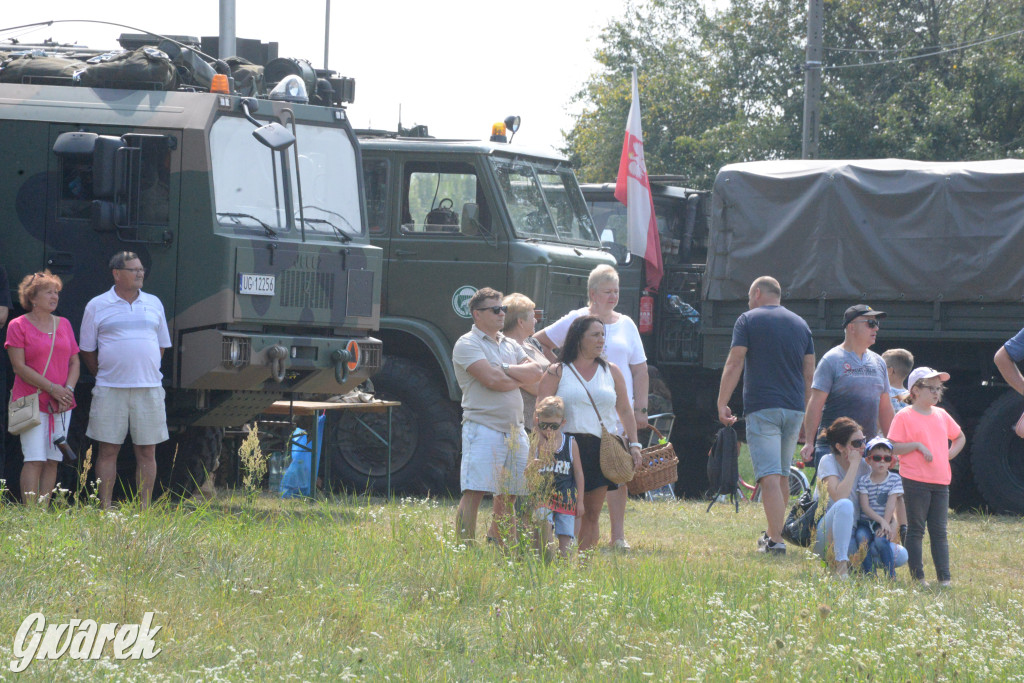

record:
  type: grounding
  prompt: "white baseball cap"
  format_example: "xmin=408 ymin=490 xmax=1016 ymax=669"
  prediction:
xmin=907 ymin=367 xmax=950 ymax=390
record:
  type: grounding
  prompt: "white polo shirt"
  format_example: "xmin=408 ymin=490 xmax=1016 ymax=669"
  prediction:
xmin=79 ymin=287 xmax=171 ymax=388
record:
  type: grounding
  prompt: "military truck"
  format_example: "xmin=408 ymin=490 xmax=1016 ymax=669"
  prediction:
xmin=0 ymin=33 xmax=382 ymax=497
xmin=327 ymin=125 xmax=614 ymax=494
xmin=587 ymin=160 xmax=1024 ymax=514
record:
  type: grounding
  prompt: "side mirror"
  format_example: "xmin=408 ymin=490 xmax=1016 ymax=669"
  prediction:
xmin=252 ymin=122 xmax=295 ymax=151
xmin=90 ymin=200 xmax=126 ymax=233
xmin=92 ymin=136 xmax=127 ymax=199
xmin=460 ymin=202 xmax=481 ymax=235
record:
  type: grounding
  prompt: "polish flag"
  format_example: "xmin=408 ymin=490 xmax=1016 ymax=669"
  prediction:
xmin=614 ymin=67 xmax=663 ymax=291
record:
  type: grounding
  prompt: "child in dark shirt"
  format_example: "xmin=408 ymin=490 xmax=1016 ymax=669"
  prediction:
xmin=527 ymin=396 xmax=583 ymax=558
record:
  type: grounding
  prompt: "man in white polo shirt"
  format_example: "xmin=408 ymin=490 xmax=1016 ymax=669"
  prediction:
xmin=80 ymin=251 xmax=171 ymax=509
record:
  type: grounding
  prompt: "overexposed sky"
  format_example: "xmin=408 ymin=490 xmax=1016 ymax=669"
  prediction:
xmin=1 ymin=1 xmax=632 ymax=153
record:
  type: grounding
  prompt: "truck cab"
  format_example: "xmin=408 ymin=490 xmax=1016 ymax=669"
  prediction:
xmin=330 ymin=128 xmax=614 ymax=493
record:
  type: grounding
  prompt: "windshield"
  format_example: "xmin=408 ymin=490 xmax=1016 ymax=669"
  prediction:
xmin=588 ymin=199 xmax=672 ymax=250
xmin=490 ymin=157 xmax=599 ymax=244
xmin=210 ymin=116 xmax=362 ymax=241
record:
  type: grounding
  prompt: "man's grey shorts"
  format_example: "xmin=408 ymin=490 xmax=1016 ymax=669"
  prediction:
xmin=746 ymin=407 xmax=804 ymax=481
xmin=87 ymin=386 xmax=169 ymax=446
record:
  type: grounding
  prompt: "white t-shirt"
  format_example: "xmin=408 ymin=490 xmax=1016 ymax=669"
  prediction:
xmin=79 ymin=287 xmax=171 ymax=388
xmin=543 ymin=307 xmax=647 ymax=403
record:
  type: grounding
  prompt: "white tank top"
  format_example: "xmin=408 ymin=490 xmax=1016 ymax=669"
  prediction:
xmin=557 ymin=362 xmax=619 ymax=437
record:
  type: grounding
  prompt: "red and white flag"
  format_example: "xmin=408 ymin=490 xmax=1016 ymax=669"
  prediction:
xmin=614 ymin=67 xmax=662 ymax=291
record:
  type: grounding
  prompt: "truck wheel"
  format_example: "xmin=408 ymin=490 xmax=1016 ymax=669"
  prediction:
xmin=970 ymin=391 xmax=1024 ymax=514
xmin=328 ymin=357 xmax=459 ymax=495
xmin=940 ymin=398 xmax=985 ymax=511
xmin=156 ymin=426 xmax=224 ymax=498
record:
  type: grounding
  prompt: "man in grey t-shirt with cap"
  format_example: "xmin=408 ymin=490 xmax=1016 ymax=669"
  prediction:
xmin=801 ymin=304 xmax=895 ymax=468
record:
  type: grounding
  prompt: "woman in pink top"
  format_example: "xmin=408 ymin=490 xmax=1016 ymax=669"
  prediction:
xmin=887 ymin=367 xmax=966 ymax=587
xmin=5 ymin=271 xmax=80 ymax=505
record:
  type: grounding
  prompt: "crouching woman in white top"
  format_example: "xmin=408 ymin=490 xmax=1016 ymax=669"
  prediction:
xmin=537 ymin=315 xmax=641 ymax=551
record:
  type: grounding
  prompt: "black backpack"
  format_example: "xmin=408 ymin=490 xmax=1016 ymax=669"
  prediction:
xmin=706 ymin=426 xmax=740 ymax=512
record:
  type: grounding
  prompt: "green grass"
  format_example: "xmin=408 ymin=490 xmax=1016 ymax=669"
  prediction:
xmin=1 ymin=488 xmax=1022 ymax=681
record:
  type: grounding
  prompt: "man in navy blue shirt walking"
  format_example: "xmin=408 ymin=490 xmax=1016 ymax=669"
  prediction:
xmin=717 ymin=276 xmax=815 ymax=554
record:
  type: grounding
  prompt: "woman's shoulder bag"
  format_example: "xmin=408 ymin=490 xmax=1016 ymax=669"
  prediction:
xmin=8 ymin=316 xmax=58 ymax=435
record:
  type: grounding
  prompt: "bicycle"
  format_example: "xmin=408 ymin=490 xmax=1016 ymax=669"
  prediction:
xmin=737 ymin=461 xmax=810 ymax=503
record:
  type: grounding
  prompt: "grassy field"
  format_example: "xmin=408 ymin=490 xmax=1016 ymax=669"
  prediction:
xmin=1 ymin=481 xmax=1023 ymax=681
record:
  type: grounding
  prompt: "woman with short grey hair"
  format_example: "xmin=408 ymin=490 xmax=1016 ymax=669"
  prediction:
xmin=502 ymin=293 xmax=549 ymax=431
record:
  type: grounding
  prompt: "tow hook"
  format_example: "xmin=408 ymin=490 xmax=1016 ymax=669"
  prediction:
xmin=331 ymin=348 xmax=351 ymax=385
xmin=267 ymin=345 xmax=288 ymax=382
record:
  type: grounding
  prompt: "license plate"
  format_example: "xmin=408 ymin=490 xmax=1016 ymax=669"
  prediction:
xmin=238 ymin=273 xmax=275 ymax=296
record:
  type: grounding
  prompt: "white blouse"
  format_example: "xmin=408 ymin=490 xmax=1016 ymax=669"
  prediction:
xmin=557 ymin=362 xmax=620 ymax=437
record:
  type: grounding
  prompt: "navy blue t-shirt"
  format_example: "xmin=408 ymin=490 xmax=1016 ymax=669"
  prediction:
xmin=731 ymin=305 xmax=814 ymax=414
xmin=1004 ymin=327 xmax=1024 ymax=363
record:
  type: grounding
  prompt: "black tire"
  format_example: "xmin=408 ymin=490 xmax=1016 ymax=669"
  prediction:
xmin=155 ymin=426 xmax=224 ymax=498
xmin=940 ymin=398 xmax=985 ymax=511
xmin=970 ymin=391 xmax=1024 ymax=515
xmin=327 ymin=356 xmax=459 ymax=495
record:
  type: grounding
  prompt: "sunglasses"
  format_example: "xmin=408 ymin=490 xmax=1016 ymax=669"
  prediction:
xmin=536 ymin=422 xmax=561 ymax=431
xmin=475 ymin=305 xmax=508 ymax=314
xmin=870 ymin=454 xmax=894 ymax=463
xmin=847 ymin=438 xmax=865 ymax=448
xmin=916 ymin=383 xmax=944 ymax=392
xmin=853 ymin=319 xmax=881 ymax=329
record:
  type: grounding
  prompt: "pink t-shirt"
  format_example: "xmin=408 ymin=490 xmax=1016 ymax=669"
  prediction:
xmin=887 ymin=406 xmax=961 ymax=485
xmin=4 ymin=315 xmax=80 ymax=413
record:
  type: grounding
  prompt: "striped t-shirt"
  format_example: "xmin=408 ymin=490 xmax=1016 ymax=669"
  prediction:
xmin=855 ymin=471 xmax=904 ymax=521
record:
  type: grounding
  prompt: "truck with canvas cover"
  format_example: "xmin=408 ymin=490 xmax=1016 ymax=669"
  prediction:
xmin=328 ymin=122 xmax=614 ymax=494
xmin=591 ymin=159 xmax=1024 ymax=514
xmin=0 ymin=31 xmax=382 ymax=499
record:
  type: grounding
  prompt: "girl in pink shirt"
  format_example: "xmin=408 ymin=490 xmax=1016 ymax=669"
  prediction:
xmin=887 ymin=367 xmax=966 ymax=587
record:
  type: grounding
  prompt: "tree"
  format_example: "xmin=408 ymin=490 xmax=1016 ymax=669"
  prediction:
xmin=566 ymin=0 xmax=1024 ymax=188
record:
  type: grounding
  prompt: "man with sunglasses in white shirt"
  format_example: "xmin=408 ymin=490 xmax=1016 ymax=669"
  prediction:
xmin=452 ymin=287 xmax=543 ymax=546
xmin=801 ymin=305 xmax=895 ymax=469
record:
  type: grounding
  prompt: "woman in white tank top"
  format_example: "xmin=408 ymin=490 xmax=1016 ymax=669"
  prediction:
xmin=537 ymin=316 xmax=641 ymax=551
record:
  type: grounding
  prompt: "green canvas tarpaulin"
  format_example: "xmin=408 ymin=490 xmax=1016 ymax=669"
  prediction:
xmin=705 ymin=159 xmax=1024 ymax=303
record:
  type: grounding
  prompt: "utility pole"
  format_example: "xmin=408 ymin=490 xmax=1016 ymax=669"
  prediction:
xmin=219 ymin=0 xmax=236 ymax=59
xmin=324 ymin=0 xmax=331 ymax=70
xmin=801 ymin=0 xmax=823 ymax=159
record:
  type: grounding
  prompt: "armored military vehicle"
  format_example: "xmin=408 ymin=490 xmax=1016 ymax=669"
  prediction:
xmin=327 ymin=123 xmax=614 ymax=494
xmin=0 ymin=32 xmax=382 ymax=497
xmin=587 ymin=160 xmax=1024 ymax=514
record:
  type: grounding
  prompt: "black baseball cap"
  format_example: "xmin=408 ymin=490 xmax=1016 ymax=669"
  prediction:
xmin=843 ymin=304 xmax=887 ymax=327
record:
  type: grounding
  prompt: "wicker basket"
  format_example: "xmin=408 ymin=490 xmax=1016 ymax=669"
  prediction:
xmin=626 ymin=426 xmax=679 ymax=496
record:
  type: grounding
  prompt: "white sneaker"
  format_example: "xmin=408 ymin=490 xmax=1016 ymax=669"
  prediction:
xmin=612 ymin=539 xmax=632 ymax=551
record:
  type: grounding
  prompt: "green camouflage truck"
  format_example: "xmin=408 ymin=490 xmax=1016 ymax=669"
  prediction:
xmin=0 ymin=36 xmax=382 ymax=497
xmin=327 ymin=125 xmax=614 ymax=494
xmin=587 ymin=160 xmax=1024 ymax=514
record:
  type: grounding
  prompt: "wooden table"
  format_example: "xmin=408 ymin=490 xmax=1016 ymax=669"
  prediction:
xmin=263 ymin=400 xmax=401 ymax=497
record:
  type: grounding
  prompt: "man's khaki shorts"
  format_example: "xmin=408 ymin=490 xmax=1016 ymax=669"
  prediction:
xmin=86 ymin=386 xmax=169 ymax=446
